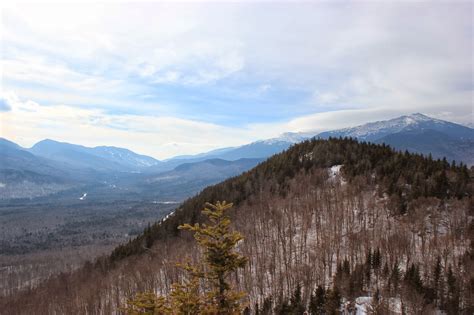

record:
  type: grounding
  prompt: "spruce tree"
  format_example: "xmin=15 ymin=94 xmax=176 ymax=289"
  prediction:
xmin=390 ymin=262 xmax=401 ymax=296
xmin=309 ymin=285 xmax=325 ymax=315
xmin=324 ymin=286 xmax=341 ymax=315
xmin=445 ymin=266 xmax=459 ymax=314
xmin=275 ymin=298 xmax=292 ymax=315
xmin=432 ymin=256 xmax=442 ymax=306
xmin=124 ymin=201 xmax=248 ymax=315
xmin=289 ymin=283 xmax=305 ymax=314
xmin=179 ymin=201 xmax=248 ymax=314
xmin=261 ymin=296 xmax=273 ymax=315
xmin=124 ymin=292 xmax=170 ymax=315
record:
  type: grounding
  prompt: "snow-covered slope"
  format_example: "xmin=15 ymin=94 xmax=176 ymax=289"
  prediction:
xmin=91 ymin=146 xmax=160 ymax=168
xmin=316 ymin=113 xmax=474 ymax=164
xmin=317 ymin=113 xmax=473 ymax=141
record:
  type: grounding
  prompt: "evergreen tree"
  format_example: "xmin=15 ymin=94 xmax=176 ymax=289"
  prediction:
xmin=365 ymin=250 xmax=372 ymax=288
xmin=274 ymin=298 xmax=292 ymax=315
xmin=324 ymin=286 xmax=341 ymax=315
xmin=123 ymin=292 xmax=170 ymax=315
xmin=289 ymin=283 xmax=305 ymax=314
xmin=309 ymin=285 xmax=325 ymax=315
xmin=404 ymin=263 xmax=423 ymax=294
xmin=390 ymin=262 xmax=401 ymax=295
xmin=445 ymin=266 xmax=459 ymax=315
xmin=432 ymin=256 xmax=442 ymax=306
xmin=254 ymin=303 xmax=259 ymax=315
xmin=261 ymin=296 xmax=273 ymax=315
xmin=179 ymin=201 xmax=248 ymax=314
xmin=372 ymin=248 xmax=381 ymax=271
xmin=124 ymin=201 xmax=248 ymax=315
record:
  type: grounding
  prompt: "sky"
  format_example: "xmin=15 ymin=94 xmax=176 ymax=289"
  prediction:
xmin=1 ymin=0 xmax=473 ymax=159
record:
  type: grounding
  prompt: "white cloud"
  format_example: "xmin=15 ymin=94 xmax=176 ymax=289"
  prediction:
xmin=0 ymin=92 xmax=282 ymax=159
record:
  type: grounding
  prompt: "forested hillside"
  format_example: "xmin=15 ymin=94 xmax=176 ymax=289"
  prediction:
xmin=2 ymin=138 xmax=472 ymax=314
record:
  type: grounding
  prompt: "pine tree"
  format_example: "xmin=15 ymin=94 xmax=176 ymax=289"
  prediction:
xmin=275 ymin=298 xmax=292 ymax=315
xmin=365 ymin=250 xmax=372 ymax=289
xmin=445 ymin=266 xmax=459 ymax=315
xmin=372 ymin=248 xmax=381 ymax=271
xmin=324 ymin=286 xmax=341 ymax=315
xmin=179 ymin=201 xmax=248 ymax=314
xmin=432 ymin=256 xmax=442 ymax=306
xmin=289 ymin=283 xmax=305 ymax=314
xmin=123 ymin=292 xmax=170 ymax=314
xmin=254 ymin=302 xmax=259 ymax=315
xmin=390 ymin=262 xmax=401 ymax=295
xmin=308 ymin=285 xmax=325 ymax=315
xmin=124 ymin=201 xmax=248 ymax=315
xmin=261 ymin=296 xmax=273 ymax=315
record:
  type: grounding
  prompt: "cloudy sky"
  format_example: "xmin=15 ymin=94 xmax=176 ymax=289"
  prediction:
xmin=1 ymin=1 xmax=472 ymax=159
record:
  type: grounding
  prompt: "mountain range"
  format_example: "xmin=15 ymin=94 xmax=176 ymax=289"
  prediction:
xmin=158 ymin=113 xmax=473 ymax=166
xmin=5 ymin=136 xmax=471 ymax=314
xmin=1 ymin=113 xmax=472 ymax=200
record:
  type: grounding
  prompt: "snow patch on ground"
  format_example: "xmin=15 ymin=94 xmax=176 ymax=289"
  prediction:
xmin=349 ymin=296 xmax=402 ymax=314
xmin=355 ymin=296 xmax=372 ymax=314
xmin=329 ymin=165 xmax=342 ymax=178
xmin=160 ymin=211 xmax=175 ymax=224
xmin=328 ymin=165 xmax=346 ymax=185
xmin=388 ymin=298 xmax=402 ymax=314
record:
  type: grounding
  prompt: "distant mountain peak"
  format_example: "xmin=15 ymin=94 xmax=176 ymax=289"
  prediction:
xmin=317 ymin=113 xmax=469 ymax=142
xmin=277 ymin=132 xmax=313 ymax=143
xmin=0 ymin=137 xmax=22 ymax=149
xmin=29 ymin=139 xmax=160 ymax=171
xmin=408 ymin=112 xmax=429 ymax=119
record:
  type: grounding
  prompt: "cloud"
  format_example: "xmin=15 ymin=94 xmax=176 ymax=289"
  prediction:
xmin=0 ymin=92 xmax=281 ymax=159
xmin=0 ymin=1 xmax=472 ymax=153
xmin=1 ymin=90 xmax=471 ymax=160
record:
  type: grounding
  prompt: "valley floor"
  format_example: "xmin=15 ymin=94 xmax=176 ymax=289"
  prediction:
xmin=0 ymin=200 xmax=174 ymax=297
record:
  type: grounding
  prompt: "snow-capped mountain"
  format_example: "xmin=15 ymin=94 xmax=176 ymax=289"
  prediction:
xmin=161 ymin=113 xmax=473 ymax=166
xmin=261 ymin=132 xmax=313 ymax=144
xmin=317 ymin=113 xmax=473 ymax=141
xmin=317 ymin=113 xmax=474 ymax=165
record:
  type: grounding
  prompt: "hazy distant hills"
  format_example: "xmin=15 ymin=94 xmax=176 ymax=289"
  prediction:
xmin=134 ymin=158 xmax=263 ymax=200
xmin=154 ymin=133 xmax=308 ymax=170
xmin=30 ymin=139 xmax=161 ymax=172
xmin=176 ymin=140 xmax=294 ymax=162
xmin=0 ymin=138 xmax=64 ymax=175
xmin=0 ymin=139 xmax=75 ymax=199
xmin=1 ymin=113 xmax=472 ymax=200
xmin=0 ymin=137 xmax=263 ymax=200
